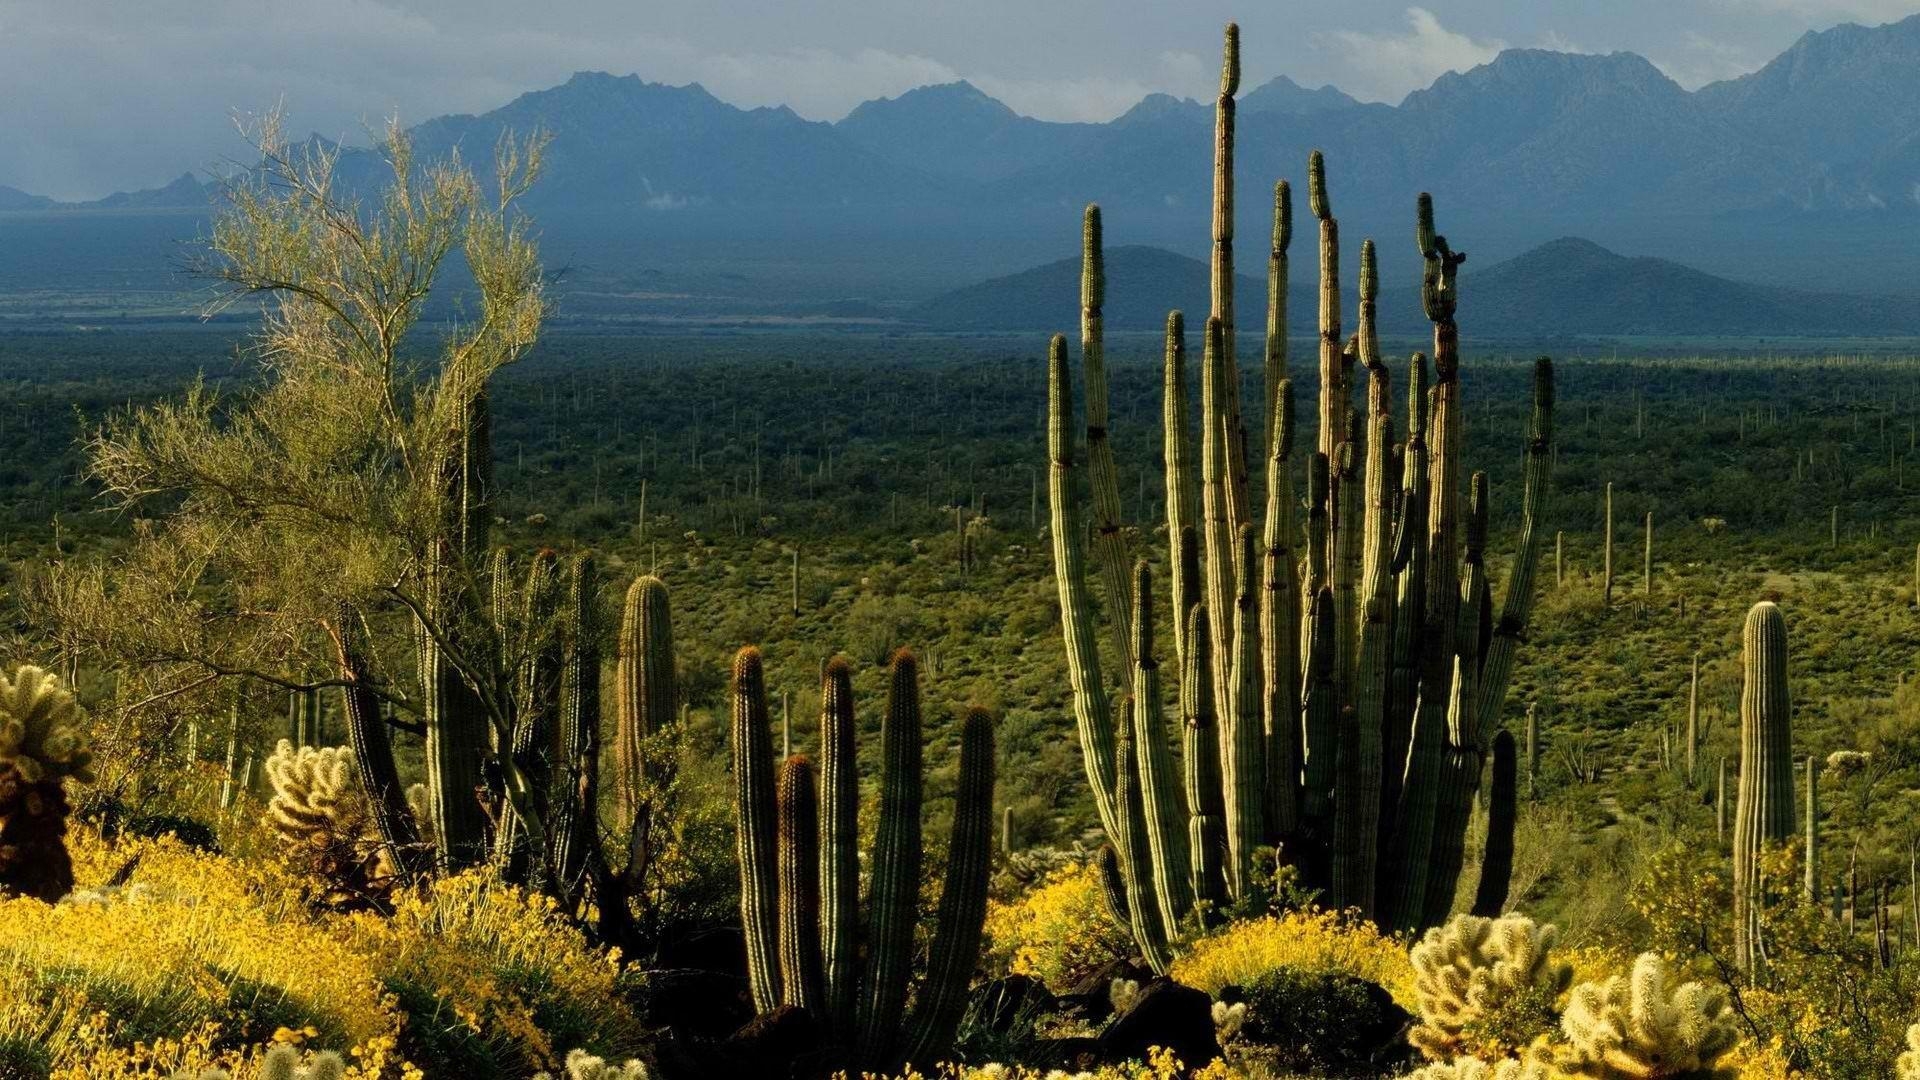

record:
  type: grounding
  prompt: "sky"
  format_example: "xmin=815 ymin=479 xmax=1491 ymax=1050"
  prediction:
xmin=2 ymin=0 xmax=1917 ymax=200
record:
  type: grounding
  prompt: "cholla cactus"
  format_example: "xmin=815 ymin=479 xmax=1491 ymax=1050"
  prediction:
xmin=0 ymin=665 xmax=93 ymax=783
xmin=263 ymin=741 xmax=390 ymax=897
xmin=533 ymin=1050 xmax=651 ymax=1080
xmin=0 ymin=664 xmax=91 ymax=901
xmin=1407 ymin=1058 xmax=1554 ymax=1080
xmin=1211 ymin=999 xmax=1248 ymax=1042
xmin=177 ymin=1047 xmax=347 ymax=1080
xmin=1411 ymin=914 xmax=1572 ymax=1061
xmin=1109 ymin=976 xmax=1142 ymax=1015
xmin=1558 ymin=953 xmax=1738 ymax=1079
xmin=1896 ymin=1023 xmax=1920 ymax=1080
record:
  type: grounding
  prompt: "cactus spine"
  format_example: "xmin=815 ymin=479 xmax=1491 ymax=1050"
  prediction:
xmin=1732 ymin=601 xmax=1795 ymax=972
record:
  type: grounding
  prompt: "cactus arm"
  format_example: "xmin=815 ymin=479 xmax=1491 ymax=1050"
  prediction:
xmin=1471 ymin=358 xmax=1556 ymax=749
xmin=1164 ymin=312 xmax=1200 ymax=665
xmin=1129 ymin=560 xmax=1195 ymax=935
xmin=1212 ymin=24 xmax=1252 ymax=539
xmin=549 ymin=553 xmax=602 ymax=911
xmin=777 ymin=754 xmax=827 ymax=1012
xmin=1421 ymin=473 xmax=1492 ymax=928
xmin=1261 ymin=379 xmax=1301 ymax=841
xmin=1332 ymin=355 xmax=1394 ymax=916
xmin=1116 ymin=721 xmax=1174 ymax=975
xmin=1200 ymin=316 xmax=1237 ymax=727
xmin=819 ymin=656 xmax=861 ymax=1037
xmin=906 ymin=706 xmax=999 ymax=1065
xmin=1310 ymin=151 xmax=1343 ymax=465
xmin=731 ymin=647 xmax=784 ymax=1014
xmin=1182 ymin=604 xmax=1229 ymax=916
xmin=1265 ymin=180 xmax=1291 ymax=438
xmin=1079 ymin=205 xmax=1137 ymax=676
xmin=1471 ymin=730 xmax=1518 ymax=917
xmin=1222 ymin=522 xmax=1266 ymax=899
xmin=1045 ymin=335 xmax=1122 ymax=842
xmin=858 ymin=649 xmax=925 ymax=1064
xmin=334 ymin=604 xmax=425 ymax=881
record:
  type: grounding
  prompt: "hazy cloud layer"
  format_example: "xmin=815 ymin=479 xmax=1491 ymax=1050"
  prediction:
xmin=0 ymin=0 xmax=1898 ymax=199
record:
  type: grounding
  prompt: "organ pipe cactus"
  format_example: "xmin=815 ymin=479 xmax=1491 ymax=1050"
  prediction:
xmin=549 ymin=552 xmax=601 ymax=913
xmin=0 ymin=665 xmax=91 ymax=901
xmin=1043 ymin=22 xmax=1556 ymax=956
xmin=1557 ymin=953 xmax=1738 ymax=1079
xmin=1732 ymin=600 xmax=1794 ymax=972
xmin=732 ymin=648 xmax=996 ymax=1069
xmin=1473 ymin=730 xmax=1519 ymax=917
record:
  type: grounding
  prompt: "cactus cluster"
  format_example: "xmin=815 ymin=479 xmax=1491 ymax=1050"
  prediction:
xmin=0 ymin=664 xmax=92 ymax=902
xmin=1046 ymin=23 xmax=1554 ymax=955
xmin=731 ymin=647 xmax=996 ymax=1069
xmin=1557 ymin=953 xmax=1737 ymax=1079
xmin=534 ymin=1050 xmax=651 ymax=1080
xmin=1410 ymin=914 xmax=1573 ymax=1062
xmin=1406 ymin=1059 xmax=1554 ymax=1080
xmin=175 ymin=1048 xmax=346 ymax=1080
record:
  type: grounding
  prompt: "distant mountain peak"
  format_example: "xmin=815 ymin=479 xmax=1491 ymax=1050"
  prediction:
xmin=1240 ymin=74 xmax=1361 ymax=116
xmin=1114 ymin=92 xmax=1206 ymax=125
xmin=842 ymin=80 xmax=1019 ymax=124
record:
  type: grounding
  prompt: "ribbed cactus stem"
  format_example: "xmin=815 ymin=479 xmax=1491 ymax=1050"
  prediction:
xmin=1265 ymin=180 xmax=1291 ymax=436
xmin=1472 ymin=358 xmax=1555 ymax=744
xmin=1164 ymin=311 xmax=1199 ymax=665
xmin=1300 ymin=585 xmax=1337 ymax=836
xmin=1311 ymin=150 xmax=1343 ymax=464
xmin=1045 ymin=335 xmax=1122 ymax=842
xmin=550 ymin=552 xmax=601 ymax=910
xmin=335 ymin=604 xmax=424 ymax=880
xmin=1687 ymin=654 xmax=1700 ymax=783
xmin=1333 ymin=355 xmax=1393 ymax=915
xmin=1472 ymin=729 xmax=1517 ymax=917
xmin=1222 ymin=522 xmax=1265 ymax=899
xmin=1805 ymin=755 xmax=1819 ymax=903
xmin=1182 ymin=604 xmax=1228 ymax=913
xmin=1604 ymin=482 xmax=1615 ymax=603
xmin=1115 ymin=721 xmax=1173 ymax=975
xmin=819 ymin=656 xmax=860 ymax=1036
xmin=731 ymin=647 xmax=783 ymax=1013
xmin=1200 ymin=316 xmax=1236 ymax=726
xmin=858 ymin=649 xmax=924 ymax=1063
xmin=1079 ymin=204 xmax=1136 ymax=677
xmin=777 ymin=754 xmax=826 ymax=1012
xmin=1211 ymin=23 xmax=1250 ymax=543
xmin=907 ymin=706 xmax=998 ymax=1065
xmin=422 ymin=390 xmax=492 ymax=871
xmin=1129 ymin=560 xmax=1194 ymax=935
xmin=1262 ymin=378 xmax=1301 ymax=841
xmin=1733 ymin=600 xmax=1794 ymax=973
xmin=615 ymin=576 xmax=675 ymax=831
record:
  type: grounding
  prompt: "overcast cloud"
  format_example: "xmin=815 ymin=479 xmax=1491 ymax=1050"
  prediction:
xmin=0 ymin=0 xmax=1913 ymax=199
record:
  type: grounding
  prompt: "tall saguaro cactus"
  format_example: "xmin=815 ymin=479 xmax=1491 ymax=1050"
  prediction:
xmin=1043 ymin=22 xmax=1556 ymax=958
xmin=615 ymin=575 xmax=676 ymax=830
xmin=732 ymin=647 xmax=783 ymax=1014
xmin=1732 ymin=600 xmax=1795 ymax=972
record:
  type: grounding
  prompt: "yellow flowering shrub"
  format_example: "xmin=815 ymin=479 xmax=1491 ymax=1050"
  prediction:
xmin=1170 ymin=909 xmax=1416 ymax=1010
xmin=0 ymin=823 xmax=646 ymax=1078
xmin=983 ymin=864 xmax=1132 ymax=991
xmin=858 ymin=1046 xmax=1237 ymax=1079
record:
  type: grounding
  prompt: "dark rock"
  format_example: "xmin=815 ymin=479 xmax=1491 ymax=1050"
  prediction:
xmin=723 ymin=1004 xmax=824 ymax=1078
xmin=1096 ymin=977 xmax=1221 ymax=1070
xmin=1237 ymin=968 xmax=1415 ymax=1076
xmin=1057 ymin=957 xmax=1151 ymax=1024
xmin=638 ymin=968 xmax=753 ymax=1038
xmin=969 ymin=974 xmax=1058 ymax=1034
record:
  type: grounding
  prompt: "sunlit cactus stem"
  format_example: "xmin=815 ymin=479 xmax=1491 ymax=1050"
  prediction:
xmin=858 ymin=649 xmax=924 ymax=1064
xmin=1222 ymin=522 xmax=1265 ymax=899
xmin=1732 ymin=600 xmax=1794 ymax=973
xmin=777 ymin=754 xmax=826 ymax=1012
xmin=614 ymin=575 xmax=675 ymax=831
xmin=1183 ymin=603 xmax=1228 ymax=915
xmin=731 ymin=647 xmax=783 ymax=1013
xmin=550 ymin=552 xmax=602 ymax=910
xmin=1128 ymin=560 xmax=1193 ymax=935
xmin=1262 ymin=378 xmax=1301 ymax=841
xmin=1079 ymin=205 xmax=1136 ymax=677
xmin=906 ymin=705 xmax=998 ymax=1065
xmin=335 ymin=604 xmax=425 ymax=881
xmin=819 ymin=656 xmax=860 ymax=1036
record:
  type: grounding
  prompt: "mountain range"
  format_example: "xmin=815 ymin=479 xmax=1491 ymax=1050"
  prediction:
xmin=910 ymin=238 xmax=1920 ymax=338
xmin=12 ymin=14 xmax=1920 ymax=324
